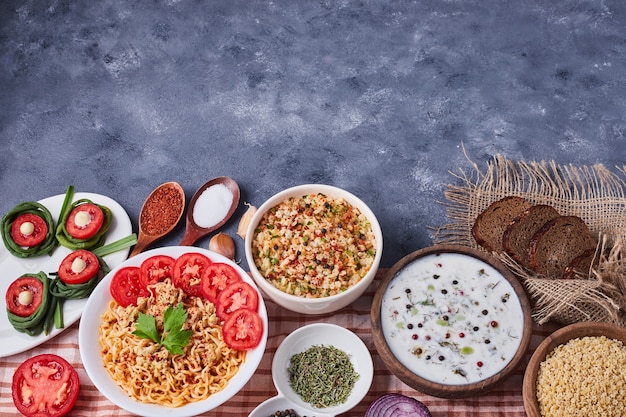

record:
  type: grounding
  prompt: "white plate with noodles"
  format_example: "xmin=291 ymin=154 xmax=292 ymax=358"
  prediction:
xmin=0 ymin=192 xmax=132 ymax=358
xmin=79 ymin=246 xmax=268 ymax=417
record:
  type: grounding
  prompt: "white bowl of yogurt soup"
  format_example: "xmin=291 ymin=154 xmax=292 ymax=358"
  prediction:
xmin=371 ymin=245 xmax=532 ymax=398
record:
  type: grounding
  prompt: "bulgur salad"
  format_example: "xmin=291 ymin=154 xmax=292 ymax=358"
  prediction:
xmin=251 ymin=192 xmax=377 ymax=298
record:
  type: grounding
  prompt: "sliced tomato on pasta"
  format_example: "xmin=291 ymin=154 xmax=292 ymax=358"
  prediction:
xmin=110 ymin=266 xmax=149 ymax=307
xmin=140 ymin=254 xmax=176 ymax=288
xmin=173 ymin=252 xmax=212 ymax=297
xmin=222 ymin=308 xmax=263 ymax=350
xmin=215 ymin=281 xmax=259 ymax=321
xmin=201 ymin=262 xmax=242 ymax=303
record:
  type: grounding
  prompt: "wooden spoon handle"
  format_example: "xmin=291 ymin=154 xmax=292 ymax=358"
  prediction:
xmin=128 ymin=236 xmax=152 ymax=257
xmin=179 ymin=225 xmax=204 ymax=246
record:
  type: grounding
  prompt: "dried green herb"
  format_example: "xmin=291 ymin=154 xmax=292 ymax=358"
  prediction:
xmin=288 ymin=344 xmax=359 ymax=408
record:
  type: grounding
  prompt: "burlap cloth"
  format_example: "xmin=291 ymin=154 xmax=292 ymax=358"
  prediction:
xmin=432 ymin=154 xmax=626 ymax=327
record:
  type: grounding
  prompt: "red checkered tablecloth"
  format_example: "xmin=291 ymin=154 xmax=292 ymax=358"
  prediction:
xmin=0 ymin=269 xmax=559 ymax=416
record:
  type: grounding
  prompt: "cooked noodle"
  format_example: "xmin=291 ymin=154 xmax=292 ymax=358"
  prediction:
xmin=98 ymin=279 xmax=246 ymax=407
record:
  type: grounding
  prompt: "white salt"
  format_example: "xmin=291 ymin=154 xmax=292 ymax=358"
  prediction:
xmin=192 ymin=183 xmax=233 ymax=229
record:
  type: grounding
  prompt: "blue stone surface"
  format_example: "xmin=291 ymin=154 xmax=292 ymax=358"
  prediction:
xmin=1 ymin=0 xmax=625 ymax=269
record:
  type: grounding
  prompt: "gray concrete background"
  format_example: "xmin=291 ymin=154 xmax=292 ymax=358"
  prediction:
xmin=1 ymin=0 xmax=625 ymax=269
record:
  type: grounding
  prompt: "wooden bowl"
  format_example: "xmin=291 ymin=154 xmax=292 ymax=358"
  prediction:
xmin=522 ymin=321 xmax=626 ymax=417
xmin=371 ymin=245 xmax=532 ymax=399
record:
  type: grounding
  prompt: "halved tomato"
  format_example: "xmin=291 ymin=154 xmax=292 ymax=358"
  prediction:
xmin=201 ymin=262 xmax=242 ymax=303
xmin=173 ymin=252 xmax=212 ymax=297
xmin=10 ymin=213 xmax=48 ymax=247
xmin=216 ymin=281 xmax=259 ymax=321
xmin=222 ymin=308 xmax=263 ymax=350
xmin=140 ymin=254 xmax=176 ymax=288
xmin=6 ymin=276 xmax=44 ymax=317
xmin=110 ymin=266 xmax=149 ymax=307
xmin=12 ymin=353 xmax=80 ymax=417
xmin=65 ymin=203 xmax=104 ymax=240
xmin=58 ymin=249 xmax=100 ymax=285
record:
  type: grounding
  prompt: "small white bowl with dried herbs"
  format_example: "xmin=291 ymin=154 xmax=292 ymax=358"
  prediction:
xmin=249 ymin=323 xmax=373 ymax=417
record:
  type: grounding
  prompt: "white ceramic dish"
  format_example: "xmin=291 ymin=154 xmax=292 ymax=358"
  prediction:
xmin=248 ymin=396 xmax=332 ymax=417
xmin=245 ymin=184 xmax=383 ymax=315
xmin=249 ymin=323 xmax=373 ymax=417
xmin=79 ymin=246 xmax=268 ymax=417
xmin=0 ymin=192 xmax=132 ymax=358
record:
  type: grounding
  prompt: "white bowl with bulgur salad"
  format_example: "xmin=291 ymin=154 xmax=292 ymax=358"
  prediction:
xmin=244 ymin=184 xmax=382 ymax=315
xmin=522 ymin=321 xmax=626 ymax=417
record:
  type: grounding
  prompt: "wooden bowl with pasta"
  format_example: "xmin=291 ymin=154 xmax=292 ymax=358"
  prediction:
xmin=522 ymin=321 xmax=626 ymax=417
xmin=79 ymin=246 xmax=268 ymax=417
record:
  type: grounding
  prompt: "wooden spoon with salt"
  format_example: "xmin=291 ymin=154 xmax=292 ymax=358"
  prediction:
xmin=129 ymin=181 xmax=185 ymax=257
xmin=179 ymin=177 xmax=240 ymax=246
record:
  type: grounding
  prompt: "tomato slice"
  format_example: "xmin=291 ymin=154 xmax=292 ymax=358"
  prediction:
xmin=216 ymin=281 xmax=259 ymax=321
xmin=10 ymin=213 xmax=48 ymax=247
xmin=173 ymin=252 xmax=212 ymax=297
xmin=65 ymin=203 xmax=104 ymax=240
xmin=110 ymin=266 xmax=149 ymax=307
xmin=5 ymin=276 xmax=44 ymax=317
xmin=12 ymin=353 xmax=80 ymax=417
xmin=140 ymin=254 xmax=176 ymax=288
xmin=58 ymin=249 xmax=100 ymax=285
xmin=222 ymin=308 xmax=264 ymax=350
xmin=201 ymin=262 xmax=242 ymax=303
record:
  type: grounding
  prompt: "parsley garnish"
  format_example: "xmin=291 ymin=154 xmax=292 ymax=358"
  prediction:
xmin=132 ymin=303 xmax=193 ymax=355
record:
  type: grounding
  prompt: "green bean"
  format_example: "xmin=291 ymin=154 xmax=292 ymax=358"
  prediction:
xmin=6 ymin=272 xmax=52 ymax=336
xmin=288 ymin=344 xmax=359 ymax=408
xmin=48 ymin=234 xmax=135 ymax=327
xmin=55 ymin=198 xmax=113 ymax=250
xmin=0 ymin=202 xmax=57 ymax=258
xmin=49 ymin=234 xmax=136 ymax=300
xmin=50 ymin=255 xmax=110 ymax=299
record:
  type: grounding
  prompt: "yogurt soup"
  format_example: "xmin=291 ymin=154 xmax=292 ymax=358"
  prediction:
xmin=381 ymin=252 xmax=524 ymax=385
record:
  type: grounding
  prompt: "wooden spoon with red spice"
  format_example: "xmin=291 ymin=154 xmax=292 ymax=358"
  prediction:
xmin=129 ymin=181 xmax=185 ymax=257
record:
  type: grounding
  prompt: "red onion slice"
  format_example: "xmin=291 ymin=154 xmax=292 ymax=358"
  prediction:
xmin=365 ymin=393 xmax=432 ymax=417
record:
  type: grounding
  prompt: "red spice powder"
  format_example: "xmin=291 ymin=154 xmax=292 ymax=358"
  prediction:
xmin=140 ymin=186 xmax=184 ymax=235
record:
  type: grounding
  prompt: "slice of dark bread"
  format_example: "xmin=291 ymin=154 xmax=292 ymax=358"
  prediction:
xmin=472 ymin=196 xmax=532 ymax=252
xmin=562 ymin=247 xmax=598 ymax=279
xmin=502 ymin=204 xmax=560 ymax=269
xmin=528 ymin=215 xmax=597 ymax=278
